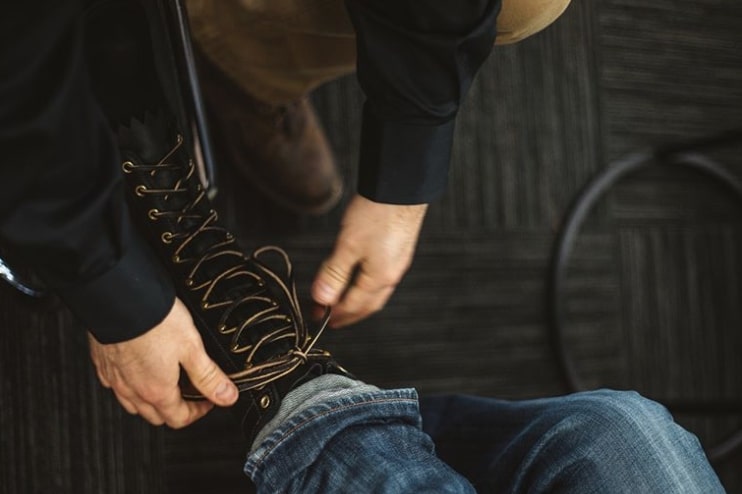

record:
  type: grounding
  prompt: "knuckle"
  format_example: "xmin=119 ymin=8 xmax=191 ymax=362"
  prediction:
xmin=110 ymin=381 xmax=128 ymax=397
xmin=96 ymin=371 xmax=112 ymax=388
xmin=106 ymin=372 xmax=120 ymax=386
xmin=369 ymin=298 xmax=387 ymax=313
xmin=336 ymin=236 xmax=361 ymax=256
xmin=139 ymin=386 xmax=166 ymax=405
xmin=358 ymin=270 xmax=399 ymax=290
xmin=116 ymin=398 xmax=138 ymax=415
xmin=195 ymin=360 xmax=221 ymax=388
xmin=167 ymin=402 xmax=209 ymax=429
xmin=379 ymin=271 xmax=402 ymax=287
xmin=322 ymin=262 xmax=350 ymax=284
xmin=356 ymin=303 xmax=382 ymax=319
xmin=181 ymin=331 xmax=205 ymax=354
xmin=118 ymin=400 xmax=137 ymax=415
xmin=166 ymin=415 xmax=189 ymax=430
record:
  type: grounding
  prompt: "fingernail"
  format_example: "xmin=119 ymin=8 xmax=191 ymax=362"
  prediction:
xmin=216 ymin=382 xmax=237 ymax=402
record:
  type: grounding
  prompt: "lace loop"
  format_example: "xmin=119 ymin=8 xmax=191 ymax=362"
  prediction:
xmin=124 ymin=135 xmax=331 ymax=392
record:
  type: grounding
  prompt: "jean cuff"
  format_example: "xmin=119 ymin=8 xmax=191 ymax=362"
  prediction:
xmin=244 ymin=388 xmax=420 ymax=488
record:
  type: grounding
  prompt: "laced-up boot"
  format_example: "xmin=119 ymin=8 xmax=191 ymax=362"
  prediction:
xmin=118 ymin=111 xmax=350 ymax=444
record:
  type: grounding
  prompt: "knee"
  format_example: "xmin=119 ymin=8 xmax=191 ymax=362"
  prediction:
xmin=552 ymin=389 xmax=698 ymax=456
xmin=567 ymin=388 xmax=669 ymax=417
xmin=496 ymin=0 xmax=572 ymax=45
xmin=534 ymin=391 xmax=721 ymax=491
xmin=562 ymin=389 xmax=672 ymax=434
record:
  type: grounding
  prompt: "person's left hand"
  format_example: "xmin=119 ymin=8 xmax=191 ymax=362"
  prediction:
xmin=311 ymin=194 xmax=428 ymax=327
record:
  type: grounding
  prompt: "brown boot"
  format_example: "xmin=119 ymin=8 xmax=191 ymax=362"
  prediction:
xmin=197 ymin=55 xmax=343 ymax=215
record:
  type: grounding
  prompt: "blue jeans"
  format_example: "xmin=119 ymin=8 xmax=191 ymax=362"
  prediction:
xmin=244 ymin=385 xmax=724 ymax=493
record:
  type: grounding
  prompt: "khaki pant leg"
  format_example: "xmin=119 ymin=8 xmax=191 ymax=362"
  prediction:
xmin=497 ymin=0 xmax=572 ymax=44
xmin=187 ymin=0 xmax=356 ymax=105
xmin=187 ymin=0 xmax=571 ymax=105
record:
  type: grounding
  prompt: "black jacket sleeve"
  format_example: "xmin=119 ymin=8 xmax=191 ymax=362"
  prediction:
xmin=0 ymin=0 xmax=175 ymax=343
xmin=346 ymin=0 xmax=501 ymax=204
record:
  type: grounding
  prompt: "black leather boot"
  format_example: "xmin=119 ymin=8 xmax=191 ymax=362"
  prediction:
xmin=119 ymin=111 xmax=350 ymax=444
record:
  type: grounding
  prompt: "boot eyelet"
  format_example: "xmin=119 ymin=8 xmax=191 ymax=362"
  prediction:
xmin=121 ymin=161 xmax=135 ymax=173
xmin=161 ymin=232 xmax=173 ymax=244
xmin=184 ymin=278 xmax=194 ymax=287
xmin=135 ymin=185 xmax=147 ymax=197
xmin=148 ymin=209 xmax=159 ymax=221
xmin=201 ymin=301 xmax=210 ymax=310
xmin=172 ymin=254 xmax=181 ymax=263
xmin=259 ymin=395 xmax=271 ymax=409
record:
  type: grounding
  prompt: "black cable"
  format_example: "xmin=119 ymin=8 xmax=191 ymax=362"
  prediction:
xmin=166 ymin=0 xmax=219 ymax=197
xmin=548 ymin=137 xmax=742 ymax=464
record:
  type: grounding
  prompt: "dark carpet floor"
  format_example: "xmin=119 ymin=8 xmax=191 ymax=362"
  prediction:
xmin=1 ymin=0 xmax=741 ymax=492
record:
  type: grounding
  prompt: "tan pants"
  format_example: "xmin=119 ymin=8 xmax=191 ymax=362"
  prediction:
xmin=187 ymin=0 xmax=571 ymax=105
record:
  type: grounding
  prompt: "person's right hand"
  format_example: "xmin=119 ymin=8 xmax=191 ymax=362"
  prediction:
xmin=88 ymin=297 xmax=238 ymax=428
xmin=311 ymin=194 xmax=428 ymax=327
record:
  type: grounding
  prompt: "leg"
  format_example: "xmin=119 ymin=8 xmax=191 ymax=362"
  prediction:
xmin=185 ymin=0 xmax=573 ymax=105
xmin=420 ymin=390 xmax=724 ymax=493
xmin=185 ymin=0 xmax=347 ymax=215
xmin=186 ymin=0 xmax=356 ymax=105
xmin=245 ymin=375 xmax=477 ymax=494
xmin=497 ymin=0 xmax=572 ymax=45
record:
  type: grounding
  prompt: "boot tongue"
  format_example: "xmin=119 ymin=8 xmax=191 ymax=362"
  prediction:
xmin=117 ymin=111 xmax=172 ymax=163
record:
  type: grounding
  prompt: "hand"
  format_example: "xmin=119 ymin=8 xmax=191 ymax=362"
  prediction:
xmin=88 ymin=297 xmax=238 ymax=428
xmin=312 ymin=194 xmax=428 ymax=327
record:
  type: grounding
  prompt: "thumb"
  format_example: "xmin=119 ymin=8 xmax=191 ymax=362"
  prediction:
xmin=312 ymin=249 xmax=357 ymax=306
xmin=182 ymin=342 xmax=238 ymax=406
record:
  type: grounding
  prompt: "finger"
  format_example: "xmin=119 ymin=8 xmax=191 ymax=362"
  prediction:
xmin=311 ymin=301 xmax=329 ymax=322
xmin=330 ymin=274 xmax=396 ymax=327
xmin=165 ymin=400 xmax=213 ymax=429
xmin=148 ymin=385 xmax=215 ymax=429
xmin=133 ymin=401 xmax=166 ymax=426
xmin=312 ymin=249 xmax=359 ymax=306
xmin=330 ymin=288 xmax=394 ymax=327
xmin=94 ymin=365 xmax=112 ymax=388
xmin=109 ymin=375 xmax=159 ymax=423
xmin=112 ymin=388 xmax=138 ymax=415
xmin=181 ymin=341 xmax=238 ymax=407
xmin=87 ymin=335 xmax=112 ymax=388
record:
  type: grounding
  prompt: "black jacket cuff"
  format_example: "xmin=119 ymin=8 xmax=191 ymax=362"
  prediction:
xmin=55 ymin=234 xmax=175 ymax=344
xmin=357 ymin=103 xmax=455 ymax=204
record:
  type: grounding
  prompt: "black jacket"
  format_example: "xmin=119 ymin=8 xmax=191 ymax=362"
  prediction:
xmin=0 ymin=0 xmax=499 ymax=343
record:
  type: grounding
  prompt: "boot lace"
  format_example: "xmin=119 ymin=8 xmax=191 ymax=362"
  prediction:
xmin=122 ymin=134 xmax=331 ymax=393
